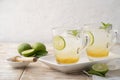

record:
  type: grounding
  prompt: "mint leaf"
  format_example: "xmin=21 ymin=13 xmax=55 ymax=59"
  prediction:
xmin=35 ymin=50 xmax=48 ymax=58
xmin=68 ymin=30 xmax=80 ymax=37
xmin=100 ymin=22 xmax=112 ymax=30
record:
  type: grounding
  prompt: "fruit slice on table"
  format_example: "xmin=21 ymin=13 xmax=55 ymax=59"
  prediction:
xmin=17 ymin=43 xmax=32 ymax=54
xmin=87 ymin=63 xmax=109 ymax=77
xmin=92 ymin=63 xmax=109 ymax=74
xmin=53 ymin=35 xmax=66 ymax=50
xmin=21 ymin=49 xmax=35 ymax=57
xmin=86 ymin=31 xmax=94 ymax=45
xmin=32 ymin=42 xmax=46 ymax=51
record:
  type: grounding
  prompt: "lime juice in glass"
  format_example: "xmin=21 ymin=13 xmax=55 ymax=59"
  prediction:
xmin=84 ymin=23 xmax=117 ymax=61
xmin=52 ymin=27 xmax=88 ymax=64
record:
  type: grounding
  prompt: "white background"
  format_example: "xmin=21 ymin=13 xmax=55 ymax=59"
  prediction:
xmin=0 ymin=0 xmax=120 ymax=43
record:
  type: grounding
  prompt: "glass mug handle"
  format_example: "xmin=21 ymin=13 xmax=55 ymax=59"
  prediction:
xmin=77 ymin=31 xmax=90 ymax=53
xmin=107 ymin=30 xmax=118 ymax=49
xmin=82 ymin=34 xmax=89 ymax=49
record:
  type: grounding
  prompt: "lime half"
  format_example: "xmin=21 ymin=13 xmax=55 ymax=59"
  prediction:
xmin=21 ymin=49 xmax=35 ymax=57
xmin=53 ymin=35 xmax=65 ymax=50
xmin=86 ymin=31 xmax=94 ymax=45
xmin=92 ymin=63 xmax=109 ymax=74
xmin=17 ymin=43 xmax=32 ymax=54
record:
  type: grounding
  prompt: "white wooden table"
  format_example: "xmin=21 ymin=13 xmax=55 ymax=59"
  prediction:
xmin=0 ymin=43 xmax=120 ymax=80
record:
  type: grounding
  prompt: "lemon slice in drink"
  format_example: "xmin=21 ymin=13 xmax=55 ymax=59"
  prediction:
xmin=53 ymin=35 xmax=65 ymax=50
xmin=92 ymin=63 xmax=109 ymax=74
xmin=86 ymin=31 xmax=94 ymax=45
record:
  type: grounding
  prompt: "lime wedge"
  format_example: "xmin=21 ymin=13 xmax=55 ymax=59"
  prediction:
xmin=53 ymin=35 xmax=65 ymax=50
xmin=21 ymin=49 xmax=35 ymax=57
xmin=92 ymin=63 xmax=109 ymax=74
xmin=86 ymin=31 xmax=94 ymax=45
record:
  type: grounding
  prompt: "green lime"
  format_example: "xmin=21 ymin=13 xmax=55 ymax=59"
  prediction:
xmin=21 ymin=49 xmax=35 ymax=57
xmin=86 ymin=31 xmax=94 ymax=45
xmin=92 ymin=63 xmax=109 ymax=74
xmin=32 ymin=42 xmax=46 ymax=51
xmin=17 ymin=43 xmax=32 ymax=54
xmin=100 ymin=22 xmax=112 ymax=30
xmin=53 ymin=35 xmax=66 ymax=50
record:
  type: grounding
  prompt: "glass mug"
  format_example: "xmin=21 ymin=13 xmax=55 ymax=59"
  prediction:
xmin=52 ymin=27 xmax=88 ymax=64
xmin=83 ymin=23 xmax=117 ymax=61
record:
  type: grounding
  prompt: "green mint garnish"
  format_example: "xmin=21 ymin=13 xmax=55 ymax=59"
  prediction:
xmin=100 ymin=22 xmax=112 ymax=30
xmin=68 ymin=30 xmax=80 ymax=37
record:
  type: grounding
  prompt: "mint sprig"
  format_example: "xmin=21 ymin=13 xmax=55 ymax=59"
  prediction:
xmin=68 ymin=30 xmax=80 ymax=37
xmin=100 ymin=22 xmax=112 ymax=30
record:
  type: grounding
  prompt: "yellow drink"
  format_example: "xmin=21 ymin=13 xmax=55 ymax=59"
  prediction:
xmin=53 ymin=33 xmax=82 ymax=64
xmin=84 ymin=26 xmax=112 ymax=61
xmin=55 ymin=52 xmax=79 ymax=64
xmin=86 ymin=46 xmax=109 ymax=58
xmin=52 ymin=27 xmax=85 ymax=64
xmin=54 ymin=40 xmax=81 ymax=64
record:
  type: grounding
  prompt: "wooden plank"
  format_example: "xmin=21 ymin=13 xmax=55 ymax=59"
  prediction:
xmin=20 ymin=62 xmax=91 ymax=80
xmin=0 ymin=43 xmax=24 ymax=80
xmin=0 ymin=62 xmax=25 ymax=80
xmin=0 ymin=43 xmax=119 ymax=80
xmin=20 ymin=43 xmax=91 ymax=80
xmin=20 ymin=43 xmax=120 ymax=80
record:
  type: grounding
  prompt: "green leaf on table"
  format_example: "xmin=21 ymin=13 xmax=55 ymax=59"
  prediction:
xmin=87 ymin=69 xmax=105 ymax=77
xmin=35 ymin=50 xmax=48 ymax=58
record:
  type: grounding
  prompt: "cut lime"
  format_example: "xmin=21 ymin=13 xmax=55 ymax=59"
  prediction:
xmin=53 ymin=35 xmax=65 ymax=50
xmin=21 ymin=49 xmax=35 ymax=57
xmin=17 ymin=43 xmax=32 ymax=54
xmin=86 ymin=31 xmax=94 ymax=45
xmin=92 ymin=63 xmax=109 ymax=74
